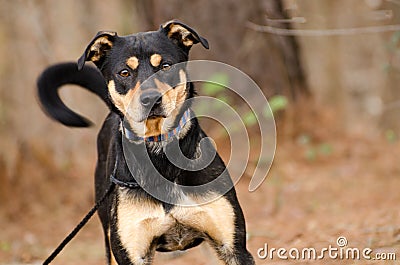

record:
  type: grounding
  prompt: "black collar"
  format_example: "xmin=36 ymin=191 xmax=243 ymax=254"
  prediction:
xmin=110 ymin=174 xmax=140 ymax=189
xmin=109 ymin=150 xmax=140 ymax=189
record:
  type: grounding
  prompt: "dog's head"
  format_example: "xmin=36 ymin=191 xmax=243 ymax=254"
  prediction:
xmin=77 ymin=20 xmax=208 ymax=138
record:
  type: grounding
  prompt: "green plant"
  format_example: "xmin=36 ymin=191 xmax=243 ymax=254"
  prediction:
xmin=200 ymin=74 xmax=289 ymax=129
xmin=201 ymin=73 xmax=229 ymax=96
xmin=297 ymin=134 xmax=333 ymax=161
xmin=264 ymin=95 xmax=288 ymax=118
xmin=385 ymin=129 xmax=397 ymax=143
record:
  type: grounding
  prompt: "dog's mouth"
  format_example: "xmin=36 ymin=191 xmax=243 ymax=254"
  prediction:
xmin=138 ymin=108 xmax=167 ymax=122
xmin=147 ymin=114 xmax=167 ymax=120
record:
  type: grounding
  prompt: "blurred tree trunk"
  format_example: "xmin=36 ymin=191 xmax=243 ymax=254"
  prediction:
xmin=263 ymin=0 xmax=310 ymax=99
xmin=132 ymin=0 xmax=310 ymax=100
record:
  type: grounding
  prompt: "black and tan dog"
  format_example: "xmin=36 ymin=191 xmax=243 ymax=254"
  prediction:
xmin=37 ymin=21 xmax=255 ymax=265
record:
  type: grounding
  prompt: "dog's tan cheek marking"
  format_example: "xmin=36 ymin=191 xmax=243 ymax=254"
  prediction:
xmin=176 ymin=69 xmax=188 ymax=104
xmin=108 ymin=80 xmax=125 ymax=113
xmin=171 ymin=196 xmax=236 ymax=248
xmin=127 ymin=56 xmax=139 ymax=70
xmin=154 ymin=79 xmax=176 ymax=116
xmin=168 ymin=69 xmax=187 ymax=104
xmin=117 ymin=190 xmax=173 ymax=262
xmin=154 ymin=70 xmax=187 ymax=115
xmin=167 ymin=70 xmax=187 ymax=113
xmin=150 ymin=54 xmax=162 ymax=67
xmin=108 ymin=80 xmax=140 ymax=114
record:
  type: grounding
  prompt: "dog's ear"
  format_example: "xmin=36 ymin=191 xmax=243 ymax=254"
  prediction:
xmin=161 ymin=20 xmax=209 ymax=50
xmin=77 ymin=31 xmax=118 ymax=70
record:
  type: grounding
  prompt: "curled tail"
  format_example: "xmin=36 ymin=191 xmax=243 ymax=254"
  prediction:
xmin=37 ymin=62 xmax=109 ymax=127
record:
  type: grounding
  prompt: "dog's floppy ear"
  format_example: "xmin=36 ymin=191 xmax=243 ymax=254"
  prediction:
xmin=77 ymin=31 xmax=117 ymax=70
xmin=161 ymin=20 xmax=209 ymax=50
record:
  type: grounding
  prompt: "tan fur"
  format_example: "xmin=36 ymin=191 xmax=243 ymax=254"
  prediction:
xmin=154 ymin=70 xmax=187 ymax=115
xmin=108 ymin=80 xmax=140 ymax=115
xmin=127 ymin=56 xmax=139 ymax=70
xmin=182 ymin=38 xmax=194 ymax=47
xmin=90 ymin=37 xmax=114 ymax=62
xmin=170 ymin=196 xmax=236 ymax=247
xmin=117 ymin=190 xmax=173 ymax=262
xmin=167 ymin=24 xmax=194 ymax=47
xmin=145 ymin=117 xmax=164 ymax=137
xmin=117 ymin=189 xmax=236 ymax=263
xmin=147 ymin=67 xmax=192 ymax=139
xmin=107 ymin=229 xmax=118 ymax=265
xmin=150 ymin=54 xmax=162 ymax=67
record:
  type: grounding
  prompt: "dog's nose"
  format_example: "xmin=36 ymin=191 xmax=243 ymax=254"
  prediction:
xmin=140 ymin=90 xmax=162 ymax=108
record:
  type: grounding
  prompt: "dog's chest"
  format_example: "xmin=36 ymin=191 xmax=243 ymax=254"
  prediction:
xmin=115 ymin=189 xmax=235 ymax=256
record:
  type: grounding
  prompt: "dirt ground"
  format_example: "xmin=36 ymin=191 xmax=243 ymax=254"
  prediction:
xmin=0 ymin=112 xmax=399 ymax=265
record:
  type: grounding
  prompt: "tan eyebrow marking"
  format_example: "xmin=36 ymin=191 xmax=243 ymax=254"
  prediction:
xmin=126 ymin=56 xmax=139 ymax=70
xmin=150 ymin=54 xmax=162 ymax=67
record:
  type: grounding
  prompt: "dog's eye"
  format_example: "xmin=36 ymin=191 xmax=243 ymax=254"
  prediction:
xmin=119 ymin=69 xmax=130 ymax=77
xmin=161 ymin=63 xmax=171 ymax=71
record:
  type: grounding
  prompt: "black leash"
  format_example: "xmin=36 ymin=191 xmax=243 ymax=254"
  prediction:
xmin=42 ymin=182 xmax=114 ymax=265
xmin=42 ymin=130 xmax=144 ymax=264
xmin=43 ymin=158 xmax=120 ymax=265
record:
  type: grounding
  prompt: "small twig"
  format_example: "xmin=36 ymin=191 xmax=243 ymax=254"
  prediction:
xmin=265 ymin=15 xmax=306 ymax=24
xmin=387 ymin=0 xmax=400 ymax=6
xmin=247 ymin=21 xmax=400 ymax=36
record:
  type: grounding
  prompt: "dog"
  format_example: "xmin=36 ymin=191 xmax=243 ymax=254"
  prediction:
xmin=37 ymin=20 xmax=255 ymax=265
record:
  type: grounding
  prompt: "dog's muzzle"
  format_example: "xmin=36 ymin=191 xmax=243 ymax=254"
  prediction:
xmin=140 ymin=90 xmax=165 ymax=118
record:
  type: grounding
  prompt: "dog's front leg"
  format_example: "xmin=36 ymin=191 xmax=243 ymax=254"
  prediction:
xmin=110 ymin=188 xmax=172 ymax=265
xmin=211 ymin=194 xmax=255 ymax=265
xmin=171 ymin=194 xmax=255 ymax=265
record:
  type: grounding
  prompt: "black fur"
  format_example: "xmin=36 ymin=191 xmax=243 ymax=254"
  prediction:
xmin=37 ymin=62 xmax=110 ymax=127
